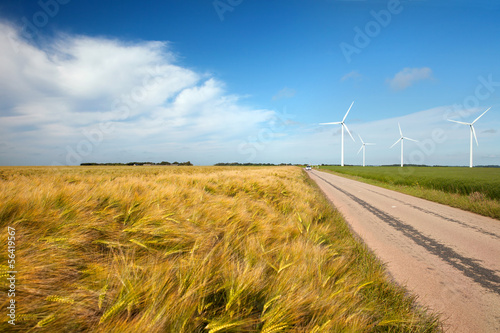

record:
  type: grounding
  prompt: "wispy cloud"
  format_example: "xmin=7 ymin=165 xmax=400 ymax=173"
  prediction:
xmin=0 ymin=21 xmax=275 ymax=165
xmin=341 ymin=70 xmax=362 ymax=82
xmin=272 ymin=87 xmax=296 ymax=100
xmin=386 ymin=67 xmax=433 ymax=91
xmin=298 ymin=105 xmax=498 ymax=166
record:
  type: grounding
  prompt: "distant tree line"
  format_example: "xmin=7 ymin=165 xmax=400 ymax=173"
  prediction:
xmin=80 ymin=161 xmax=193 ymax=166
xmin=214 ymin=163 xmax=295 ymax=166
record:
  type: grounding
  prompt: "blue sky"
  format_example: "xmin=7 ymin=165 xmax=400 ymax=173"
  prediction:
xmin=0 ymin=0 xmax=499 ymax=166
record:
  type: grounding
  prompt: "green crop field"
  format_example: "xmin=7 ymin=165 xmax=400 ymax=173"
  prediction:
xmin=319 ymin=166 xmax=500 ymax=219
xmin=0 ymin=166 xmax=440 ymax=332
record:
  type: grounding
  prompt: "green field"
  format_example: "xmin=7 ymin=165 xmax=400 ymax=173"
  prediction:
xmin=319 ymin=166 xmax=500 ymax=219
xmin=0 ymin=166 xmax=440 ymax=332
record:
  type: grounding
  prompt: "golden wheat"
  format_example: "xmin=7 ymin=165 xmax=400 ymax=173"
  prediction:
xmin=0 ymin=166 xmax=441 ymax=332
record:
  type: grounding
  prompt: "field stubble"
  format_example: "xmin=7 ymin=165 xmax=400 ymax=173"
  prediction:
xmin=0 ymin=166 xmax=440 ymax=332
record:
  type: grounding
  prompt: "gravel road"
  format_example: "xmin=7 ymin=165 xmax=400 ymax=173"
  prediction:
xmin=308 ymin=169 xmax=500 ymax=332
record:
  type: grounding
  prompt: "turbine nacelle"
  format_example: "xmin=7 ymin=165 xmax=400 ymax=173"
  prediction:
xmin=357 ymin=134 xmax=375 ymax=167
xmin=446 ymin=107 xmax=491 ymax=168
xmin=320 ymin=101 xmax=356 ymax=166
xmin=390 ymin=122 xmax=418 ymax=167
xmin=357 ymin=134 xmax=375 ymax=154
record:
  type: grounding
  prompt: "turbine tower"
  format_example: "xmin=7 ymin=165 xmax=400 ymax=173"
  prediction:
xmin=357 ymin=134 xmax=375 ymax=167
xmin=447 ymin=107 xmax=490 ymax=168
xmin=320 ymin=101 xmax=355 ymax=166
xmin=390 ymin=123 xmax=418 ymax=167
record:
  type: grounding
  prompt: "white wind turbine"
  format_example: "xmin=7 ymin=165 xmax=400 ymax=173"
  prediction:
xmin=320 ymin=101 xmax=355 ymax=166
xmin=447 ymin=107 xmax=490 ymax=168
xmin=357 ymin=134 xmax=375 ymax=167
xmin=390 ymin=123 xmax=418 ymax=167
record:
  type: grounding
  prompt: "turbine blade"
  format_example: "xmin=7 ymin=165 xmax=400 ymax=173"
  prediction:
xmin=398 ymin=122 xmax=402 ymax=136
xmin=472 ymin=107 xmax=491 ymax=124
xmin=319 ymin=122 xmax=341 ymax=125
xmin=343 ymin=123 xmax=355 ymax=142
xmin=404 ymin=137 xmax=418 ymax=143
xmin=358 ymin=134 xmax=365 ymax=144
xmin=447 ymin=119 xmax=470 ymax=125
xmin=357 ymin=146 xmax=363 ymax=154
xmin=366 ymin=143 xmax=376 ymax=145
xmin=390 ymin=138 xmax=401 ymax=148
xmin=343 ymin=101 xmax=355 ymax=122
xmin=471 ymin=125 xmax=479 ymax=146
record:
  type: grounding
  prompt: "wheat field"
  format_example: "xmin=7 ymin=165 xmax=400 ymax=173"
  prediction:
xmin=0 ymin=166 xmax=440 ymax=332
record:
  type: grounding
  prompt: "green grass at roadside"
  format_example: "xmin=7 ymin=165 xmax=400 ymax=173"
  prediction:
xmin=0 ymin=166 xmax=440 ymax=332
xmin=318 ymin=165 xmax=500 ymax=220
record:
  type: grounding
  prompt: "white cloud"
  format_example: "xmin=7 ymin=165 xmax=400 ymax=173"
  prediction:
xmin=272 ymin=87 xmax=296 ymax=100
xmin=249 ymin=105 xmax=499 ymax=167
xmin=386 ymin=67 xmax=433 ymax=91
xmin=1 ymin=23 xmax=496 ymax=167
xmin=0 ymin=21 xmax=277 ymax=165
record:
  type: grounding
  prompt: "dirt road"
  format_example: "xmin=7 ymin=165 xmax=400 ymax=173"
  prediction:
xmin=308 ymin=169 xmax=500 ymax=332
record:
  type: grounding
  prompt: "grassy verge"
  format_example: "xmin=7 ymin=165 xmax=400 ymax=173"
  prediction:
xmin=318 ymin=166 xmax=500 ymax=220
xmin=0 ymin=166 xmax=440 ymax=332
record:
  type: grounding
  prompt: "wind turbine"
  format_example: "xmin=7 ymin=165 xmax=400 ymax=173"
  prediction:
xmin=357 ymin=134 xmax=375 ymax=167
xmin=447 ymin=107 xmax=490 ymax=168
xmin=320 ymin=101 xmax=355 ymax=166
xmin=390 ymin=123 xmax=418 ymax=167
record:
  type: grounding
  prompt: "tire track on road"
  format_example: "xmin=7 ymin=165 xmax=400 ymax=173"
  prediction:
xmin=314 ymin=172 xmax=500 ymax=295
xmin=364 ymin=187 xmax=500 ymax=240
